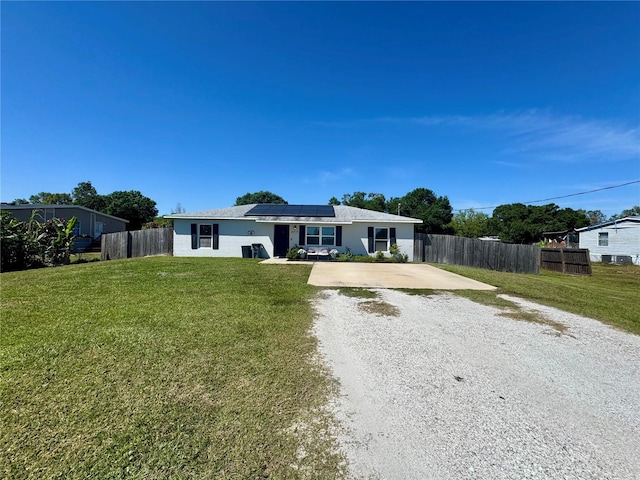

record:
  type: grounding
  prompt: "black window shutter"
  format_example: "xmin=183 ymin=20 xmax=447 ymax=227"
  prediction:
xmin=390 ymin=227 xmax=396 ymax=246
xmin=213 ymin=224 xmax=219 ymax=250
xmin=367 ymin=227 xmax=374 ymax=253
xmin=336 ymin=226 xmax=342 ymax=246
xmin=191 ymin=224 xmax=198 ymax=249
xmin=299 ymin=225 xmax=306 ymax=245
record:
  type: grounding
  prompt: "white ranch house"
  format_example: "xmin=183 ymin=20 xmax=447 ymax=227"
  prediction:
xmin=166 ymin=204 xmax=422 ymax=261
xmin=577 ymin=217 xmax=640 ymax=265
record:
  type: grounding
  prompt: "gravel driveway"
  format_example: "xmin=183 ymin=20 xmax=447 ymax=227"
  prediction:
xmin=313 ymin=289 xmax=640 ymax=480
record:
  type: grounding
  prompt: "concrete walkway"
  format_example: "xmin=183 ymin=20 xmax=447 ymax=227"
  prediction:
xmin=305 ymin=262 xmax=496 ymax=290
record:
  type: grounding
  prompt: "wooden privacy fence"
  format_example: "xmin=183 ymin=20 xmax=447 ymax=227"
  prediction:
xmin=101 ymin=228 xmax=173 ymax=260
xmin=414 ymin=234 xmax=540 ymax=274
xmin=540 ymin=248 xmax=591 ymax=275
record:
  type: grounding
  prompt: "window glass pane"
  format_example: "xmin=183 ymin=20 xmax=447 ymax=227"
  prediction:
xmin=322 ymin=226 xmax=334 ymax=235
xmin=322 ymin=236 xmax=334 ymax=245
xmin=598 ymin=232 xmax=608 ymax=246
xmin=200 ymin=225 xmax=212 ymax=236
xmin=307 ymin=236 xmax=320 ymax=245
xmin=375 ymin=240 xmax=387 ymax=251
xmin=307 ymin=226 xmax=320 ymax=235
xmin=375 ymin=228 xmax=388 ymax=240
xmin=200 ymin=237 xmax=212 ymax=248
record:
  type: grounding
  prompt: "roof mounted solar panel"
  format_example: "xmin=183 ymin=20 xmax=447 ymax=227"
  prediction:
xmin=316 ymin=205 xmax=335 ymax=216
xmin=245 ymin=204 xmax=335 ymax=217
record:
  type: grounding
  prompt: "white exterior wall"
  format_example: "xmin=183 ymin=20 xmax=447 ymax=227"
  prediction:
xmin=174 ymin=219 xmax=417 ymax=261
xmin=173 ymin=219 xmax=275 ymax=258
xmin=338 ymin=223 xmax=415 ymax=261
xmin=579 ymin=222 xmax=640 ymax=265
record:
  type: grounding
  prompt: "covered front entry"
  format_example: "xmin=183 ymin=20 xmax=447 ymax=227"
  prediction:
xmin=273 ymin=225 xmax=290 ymax=257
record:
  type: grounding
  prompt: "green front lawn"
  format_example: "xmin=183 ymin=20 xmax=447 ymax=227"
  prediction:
xmin=3 ymin=256 xmax=637 ymax=479
xmin=438 ymin=263 xmax=640 ymax=335
xmin=1 ymin=257 xmax=343 ymax=479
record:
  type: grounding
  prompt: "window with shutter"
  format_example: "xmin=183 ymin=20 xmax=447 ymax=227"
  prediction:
xmin=192 ymin=224 xmax=220 ymax=249
xmin=305 ymin=226 xmax=335 ymax=246
xmin=374 ymin=227 xmax=389 ymax=251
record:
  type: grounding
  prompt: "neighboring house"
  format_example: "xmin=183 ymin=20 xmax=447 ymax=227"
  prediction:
xmin=577 ymin=217 xmax=640 ymax=265
xmin=1 ymin=204 xmax=129 ymax=238
xmin=165 ymin=204 xmax=423 ymax=260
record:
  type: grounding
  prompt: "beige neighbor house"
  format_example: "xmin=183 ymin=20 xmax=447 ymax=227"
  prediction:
xmin=1 ymin=203 xmax=129 ymax=251
xmin=577 ymin=217 xmax=640 ymax=265
xmin=165 ymin=204 xmax=423 ymax=261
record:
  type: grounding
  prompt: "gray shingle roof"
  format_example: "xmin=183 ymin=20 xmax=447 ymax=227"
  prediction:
xmin=575 ymin=217 xmax=640 ymax=232
xmin=165 ymin=204 xmax=422 ymax=224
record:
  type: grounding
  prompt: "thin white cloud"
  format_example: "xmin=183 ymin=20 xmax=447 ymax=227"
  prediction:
xmin=491 ymin=160 xmax=532 ymax=169
xmin=321 ymin=110 xmax=640 ymax=164
xmin=412 ymin=110 xmax=640 ymax=163
xmin=302 ymin=167 xmax=357 ymax=185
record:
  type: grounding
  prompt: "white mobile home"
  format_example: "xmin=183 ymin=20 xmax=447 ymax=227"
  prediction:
xmin=577 ymin=217 xmax=640 ymax=265
xmin=165 ymin=204 xmax=422 ymax=261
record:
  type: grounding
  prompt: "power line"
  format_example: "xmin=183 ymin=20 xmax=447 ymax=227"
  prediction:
xmin=457 ymin=180 xmax=640 ymax=212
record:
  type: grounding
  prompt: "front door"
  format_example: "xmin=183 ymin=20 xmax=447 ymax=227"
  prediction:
xmin=274 ymin=225 xmax=290 ymax=257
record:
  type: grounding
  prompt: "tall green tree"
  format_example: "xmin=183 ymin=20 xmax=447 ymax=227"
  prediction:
xmin=29 ymin=192 xmax=73 ymax=204
xmin=396 ymin=188 xmax=453 ymax=234
xmin=340 ymin=192 xmax=387 ymax=212
xmin=72 ymin=181 xmax=106 ymax=212
xmin=340 ymin=191 xmax=367 ymax=209
xmin=328 ymin=196 xmax=341 ymax=206
xmin=448 ymin=209 xmax=490 ymax=238
xmin=610 ymin=206 xmax=640 ymax=220
xmin=490 ymin=203 xmax=589 ymax=244
xmin=235 ymin=191 xmax=287 ymax=205
xmin=578 ymin=209 xmax=607 ymax=225
xmin=103 ymin=191 xmax=158 ymax=230
xmin=489 ymin=203 xmax=535 ymax=244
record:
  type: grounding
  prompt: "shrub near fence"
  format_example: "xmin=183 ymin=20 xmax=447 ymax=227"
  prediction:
xmin=414 ymin=234 xmax=540 ymax=274
xmin=101 ymin=228 xmax=173 ymax=260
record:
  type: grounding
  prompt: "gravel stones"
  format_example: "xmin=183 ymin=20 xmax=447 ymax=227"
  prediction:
xmin=313 ymin=289 xmax=640 ymax=480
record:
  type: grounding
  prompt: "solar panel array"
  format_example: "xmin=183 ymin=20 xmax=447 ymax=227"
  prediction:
xmin=245 ymin=204 xmax=335 ymax=217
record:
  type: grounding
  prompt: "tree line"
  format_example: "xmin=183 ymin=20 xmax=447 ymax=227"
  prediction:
xmin=9 ymin=185 xmax=637 ymax=244
xmin=9 ymin=181 xmax=158 ymax=231
xmin=236 ymin=188 xmax=454 ymax=235
xmin=235 ymin=190 xmax=639 ymax=245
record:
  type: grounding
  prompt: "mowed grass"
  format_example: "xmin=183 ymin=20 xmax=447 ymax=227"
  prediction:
xmin=438 ymin=262 xmax=640 ymax=335
xmin=1 ymin=257 xmax=343 ymax=479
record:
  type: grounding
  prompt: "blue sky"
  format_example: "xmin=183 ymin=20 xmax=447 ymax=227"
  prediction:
xmin=2 ymin=2 xmax=639 ymax=217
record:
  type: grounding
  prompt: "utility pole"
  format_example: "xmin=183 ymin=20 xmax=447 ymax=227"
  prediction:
xmin=397 ymin=203 xmax=401 ymax=216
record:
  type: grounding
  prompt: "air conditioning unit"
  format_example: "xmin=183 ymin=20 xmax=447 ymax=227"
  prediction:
xmin=602 ymin=255 xmax=632 ymax=265
xmin=614 ymin=255 xmax=633 ymax=265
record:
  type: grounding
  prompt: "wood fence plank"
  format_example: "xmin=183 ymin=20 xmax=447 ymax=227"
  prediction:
xmin=416 ymin=233 xmax=540 ymax=274
xmin=101 ymin=228 xmax=173 ymax=260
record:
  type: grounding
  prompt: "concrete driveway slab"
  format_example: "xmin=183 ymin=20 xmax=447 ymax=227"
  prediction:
xmin=307 ymin=262 xmax=496 ymax=290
